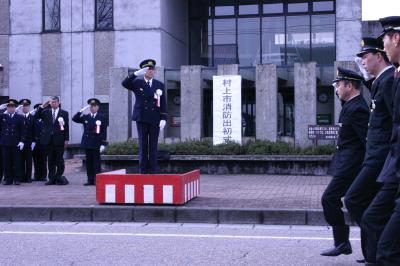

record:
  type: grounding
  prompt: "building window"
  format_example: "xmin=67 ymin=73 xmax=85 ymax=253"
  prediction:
xmin=43 ymin=0 xmax=60 ymax=32
xmin=96 ymin=0 xmax=113 ymax=30
xmin=189 ymin=0 xmax=336 ymax=66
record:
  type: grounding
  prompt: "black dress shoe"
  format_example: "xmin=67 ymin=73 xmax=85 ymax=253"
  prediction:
xmin=2 ymin=181 xmax=13 ymax=185
xmin=45 ymin=180 xmax=56 ymax=185
xmin=356 ymin=259 xmax=365 ymax=263
xmin=83 ymin=182 xmax=95 ymax=186
xmin=320 ymin=241 xmax=352 ymax=256
xmin=364 ymin=262 xmax=377 ymax=265
xmin=14 ymin=181 xmax=20 ymax=185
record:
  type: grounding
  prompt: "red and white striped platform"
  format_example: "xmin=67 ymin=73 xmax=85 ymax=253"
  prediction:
xmin=96 ymin=169 xmax=200 ymax=205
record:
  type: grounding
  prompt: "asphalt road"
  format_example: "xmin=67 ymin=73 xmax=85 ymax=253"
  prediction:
xmin=0 ymin=222 xmax=362 ymax=266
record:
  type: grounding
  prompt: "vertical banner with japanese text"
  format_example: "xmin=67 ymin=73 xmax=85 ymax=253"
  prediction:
xmin=213 ymin=75 xmax=242 ymax=145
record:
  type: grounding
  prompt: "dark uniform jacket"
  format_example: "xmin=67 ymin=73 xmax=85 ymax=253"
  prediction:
xmin=72 ymin=112 xmax=108 ymax=149
xmin=34 ymin=118 xmax=44 ymax=145
xmin=364 ymin=66 xmax=395 ymax=169
xmin=35 ymin=107 xmax=69 ymax=146
xmin=380 ymin=72 xmax=400 ymax=183
xmin=21 ymin=113 xmax=36 ymax=147
xmin=121 ymin=74 xmax=167 ymax=124
xmin=328 ymin=95 xmax=370 ymax=177
xmin=0 ymin=113 xmax=26 ymax=147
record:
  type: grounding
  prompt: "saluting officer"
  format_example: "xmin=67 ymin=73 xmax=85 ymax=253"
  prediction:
xmin=121 ymin=59 xmax=167 ymax=174
xmin=35 ymin=96 xmax=69 ymax=185
xmin=0 ymin=99 xmax=26 ymax=185
xmin=19 ymin=99 xmax=36 ymax=183
xmin=32 ymin=103 xmax=47 ymax=181
xmin=346 ymin=37 xmax=396 ymax=265
xmin=320 ymin=68 xmax=370 ymax=257
xmin=72 ymin=98 xmax=108 ymax=186
xmin=364 ymin=16 xmax=400 ymax=266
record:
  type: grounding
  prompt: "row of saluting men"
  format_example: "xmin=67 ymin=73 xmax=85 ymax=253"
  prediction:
xmin=0 ymin=96 xmax=108 ymax=186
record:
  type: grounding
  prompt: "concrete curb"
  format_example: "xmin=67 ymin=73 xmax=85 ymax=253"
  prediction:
xmin=0 ymin=206 xmax=353 ymax=225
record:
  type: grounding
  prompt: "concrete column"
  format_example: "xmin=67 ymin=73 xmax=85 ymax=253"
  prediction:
xmin=256 ymin=64 xmax=277 ymax=141
xmin=217 ymin=64 xmax=239 ymax=75
xmin=294 ymin=62 xmax=317 ymax=148
xmin=180 ymin=65 xmax=203 ymax=140
xmin=336 ymin=0 xmax=362 ymax=61
xmin=109 ymin=67 xmax=132 ymax=144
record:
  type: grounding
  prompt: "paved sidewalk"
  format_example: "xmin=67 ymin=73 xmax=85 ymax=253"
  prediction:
xmin=0 ymin=159 xmax=336 ymax=225
xmin=0 ymin=160 xmax=329 ymax=209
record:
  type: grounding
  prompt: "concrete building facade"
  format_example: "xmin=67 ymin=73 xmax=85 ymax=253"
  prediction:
xmin=0 ymin=0 xmax=368 ymax=147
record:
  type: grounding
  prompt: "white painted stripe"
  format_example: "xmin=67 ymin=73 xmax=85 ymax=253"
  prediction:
xmin=184 ymin=184 xmax=188 ymax=202
xmin=105 ymin=185 xmax=116 ymax=203
xmin=143 ymin=185 xmax=154 ymax=204
xmin=192 ymin=181 xmax=195 ymax=198
xmin=194 ymin=181 xmax=197 ymax=197
xmin=163 ymin=185 xmax=173 ymax=204
xmin=197 ymin=179 xmax=200 ymax=195
xmin=0 ymin=231 xmax=362 ymax=241
xmin=124 ymin=185 xmax=135 ymax=203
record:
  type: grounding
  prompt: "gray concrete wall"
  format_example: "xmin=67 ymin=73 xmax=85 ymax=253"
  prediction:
xmin=95 ymin=32 xmax=114 ymax=95
xmin=217 ymin=64 xmax=239 ymax=75
xmin=256 ymin=64 xmax=277 ymax=141
xmin=362 ymin=21 xmax=382 ymax=37
xmin=336 ymin=0 xmax=362 ymax=61
xmin=109 ymin=67 xmax=132 ymax=143
xmin=0 ymin=0 xmax=10 ymax=35
xmin=113 ymin=0 xmax=162 ymax=68
xmin=180 ymin=65 xmax=203 ymax=140
xmin=160 ymin=0 xmax=188 ymax=67
xmin=0 ymin=36 xmax=9 ymax=96
xmin=10 ymin=0 xmax=41 ymax=34
xmin=0 ymin=0 xmax=10 ymax=95
xmin=294 ymin=62 xmax=317 ymax=148
xmin=41 ymin=34 xmax=61 ymax=97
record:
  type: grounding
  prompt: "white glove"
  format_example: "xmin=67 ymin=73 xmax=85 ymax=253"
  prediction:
xmin=134 ymin=67 xmax=149 ymax=76
xmin=29 ymin=109 xmax=37 ymax=116
xmin=99 ymin=145 xmax=105 ymax=153
xmin=354 ymin=57 xmax=374 ymax=81
xmin=31 ymin=142 xmax=36 ymax=150
xmin=159 ymin=120 xmax=166 ymax=130
xmin=80 ymin=105 xmax=90 ymax=113
xmin=0 ymin=103 xmax=7 ymax=109
xmin=16 ymin=105 xmax=23 ymax=111
xmin=17 ymin=142 xmax=24 ymax=150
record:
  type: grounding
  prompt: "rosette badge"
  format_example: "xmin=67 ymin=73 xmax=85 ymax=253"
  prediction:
xmin=95 ymin=120 xmax=101 ymax=134
xmin=58 ymin=117 xmax=65 ymax=131
xmin=156 ymin=89 xmax=162 ymax=107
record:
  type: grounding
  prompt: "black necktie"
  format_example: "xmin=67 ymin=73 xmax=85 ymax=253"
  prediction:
xmin=147 ymin=81 xmax=150 ymax=87
xmin=52 ymin=110 xmax=56 ymax=123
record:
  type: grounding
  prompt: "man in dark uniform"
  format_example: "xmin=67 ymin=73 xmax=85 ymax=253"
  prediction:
xmin=0 ymin=99 xmax=26 ymax=185
xmin=19 ymin=99 xmax=36 ymax=183
xmin=121 ymin=59 xmax=167 ymax=174
xmin=320 ymin=67 xmax=370 ymax=257
xmin=367 ymin=16 xmax=400 ymax=266
xmin=340 ymin=37 xmax=395 ymax=264
xmin=72 ymin=98 xmax=108 ymax=185
xmin=32 ymin=103 xmax=47 ymax=181
xmin=350 ymin=37 xmax=396 ymax=265
xmin=35 ymin=96 xmax=69 ymax=185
